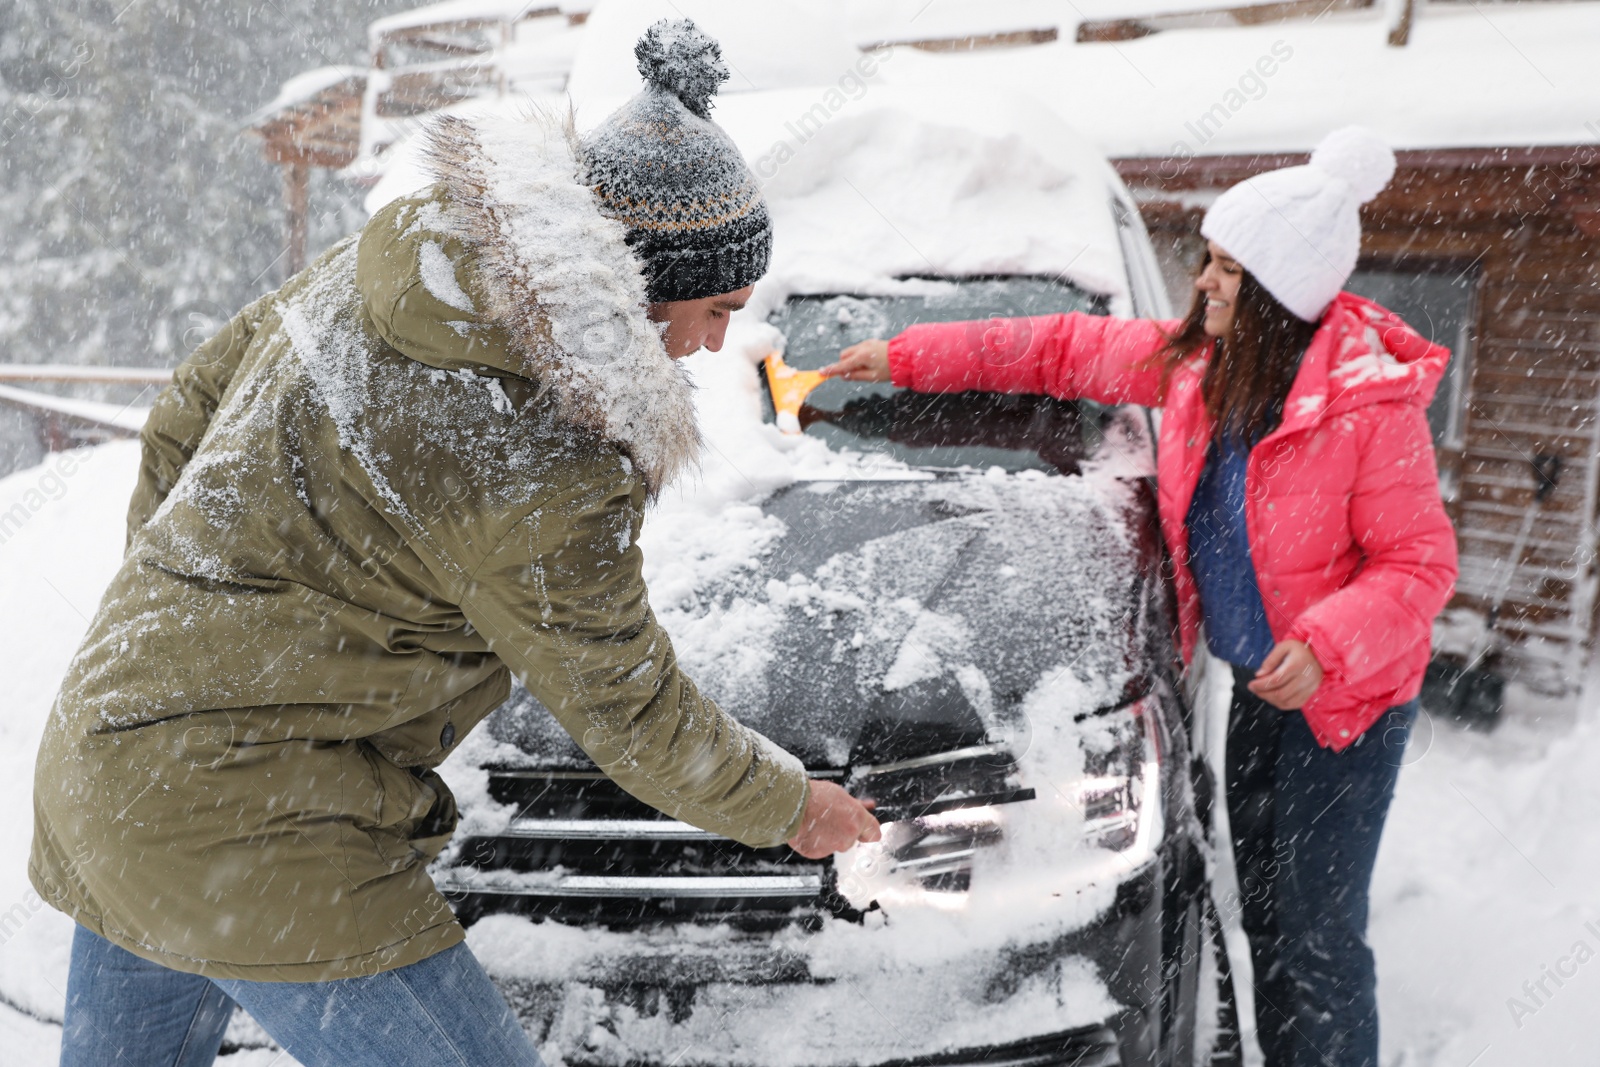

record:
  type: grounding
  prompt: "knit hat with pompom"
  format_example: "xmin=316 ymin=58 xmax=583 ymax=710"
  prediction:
xmin=581 ymin=19 xmax=771 ymax=303
xmin=1200 ymin=127 xmax=1396 ymax=322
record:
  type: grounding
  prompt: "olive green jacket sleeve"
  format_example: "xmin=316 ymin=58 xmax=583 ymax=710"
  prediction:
xmin=458 ymin=473 xmax=811 ymax=850
xmin=127 ymin=295 xmax=271 ymax=547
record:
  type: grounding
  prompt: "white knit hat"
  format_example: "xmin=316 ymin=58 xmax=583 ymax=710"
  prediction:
xmin=1200 ymin=127 xmax=1396 ymax=322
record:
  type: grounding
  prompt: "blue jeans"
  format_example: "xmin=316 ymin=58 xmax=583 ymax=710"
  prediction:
xmin=60 ymin=926 xmax=544 ymax=1067
xmin=1226 ymin=666 xmax=1415 ymax=1067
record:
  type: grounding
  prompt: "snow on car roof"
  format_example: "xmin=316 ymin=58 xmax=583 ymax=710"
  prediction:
xmin=711 ymin=83 xmax=1130 ymax=319
xmin=887 ymin=2 xmax=1600 ymax=157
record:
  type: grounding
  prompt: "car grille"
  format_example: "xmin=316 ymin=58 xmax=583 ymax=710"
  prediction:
xmin=436 ymin=769 xmax=841 ymax=930
xmin=436 ymin=747 xmax=1034 ymax=931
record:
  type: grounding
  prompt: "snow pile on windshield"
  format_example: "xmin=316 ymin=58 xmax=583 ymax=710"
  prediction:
xmin=646 ymin=310 xmax=1143 ymax=709
xmin=635 ymin=323 xmax=916 ymax=724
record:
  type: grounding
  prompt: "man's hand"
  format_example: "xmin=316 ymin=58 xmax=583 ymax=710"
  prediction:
xmin=787 ymin=780 xmax=881 ymax=859
xmin=818 ymin=339 xmax=891 ymax=382
xmin=1247 ymin=639 xmax=1324 ymax=710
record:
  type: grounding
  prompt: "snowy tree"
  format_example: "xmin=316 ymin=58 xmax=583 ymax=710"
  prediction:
xmin=0 ymin=0 xmax=407 ymax=376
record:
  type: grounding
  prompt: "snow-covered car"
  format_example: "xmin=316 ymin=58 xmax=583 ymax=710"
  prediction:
xmin=408 ymin=36 xmax=1237 ymax=1061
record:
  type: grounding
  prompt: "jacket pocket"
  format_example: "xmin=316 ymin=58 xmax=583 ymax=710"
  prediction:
xmin=357 ymin=743 xmax=449 ymax=870
xmin=407 ymin=768 xmax=460 ymax=863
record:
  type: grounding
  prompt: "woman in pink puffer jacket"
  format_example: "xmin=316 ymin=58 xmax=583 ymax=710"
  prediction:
xmin=823 ymin=128 xmax=1457 ymax=1067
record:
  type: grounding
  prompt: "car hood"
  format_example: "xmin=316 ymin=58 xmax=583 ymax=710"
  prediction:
xmin=486 ymin=468 xmax=1150 ymax=769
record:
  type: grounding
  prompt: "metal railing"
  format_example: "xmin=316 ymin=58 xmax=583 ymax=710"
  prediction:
xmin=0 ymin=366 xmax=172 ymax=386
xmin=0 ymin=366 xmax=168 ymax=452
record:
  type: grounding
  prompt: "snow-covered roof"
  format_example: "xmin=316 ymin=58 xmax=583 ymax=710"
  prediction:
xmin=370 ymin=0 xmax=1310 ymax=58
xmin=247 ymin=65 xmax=364 ymax=126
xmin=350 ymin=0 xmax=1598 ymax=173
xmin=884 ymin=2 xmax=1600 ymax=157
xmin=369 ymin=0 xmax=558 ymax=40
xmin=345 ymin=0 xmax=1600 ymax=238
xmin=842 ymin=0 xmax=1305 ymax=46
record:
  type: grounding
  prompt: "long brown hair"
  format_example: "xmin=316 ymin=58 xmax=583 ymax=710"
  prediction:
xmin=1156 ymin=252 xmax=1320 ymax=446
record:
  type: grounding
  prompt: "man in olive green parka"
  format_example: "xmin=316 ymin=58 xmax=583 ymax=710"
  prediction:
xmin=32 ymin=20 xmax=878 ymax=1067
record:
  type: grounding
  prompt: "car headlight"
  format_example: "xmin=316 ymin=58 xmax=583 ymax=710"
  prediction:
xmin=858 ymin=804 xmax=1005 ymax=894
xmin=1077 ymin=694 xmax=1162 ymax=853
xmin=837 ymin=696 xmax=1164 ymax=910
xmin=836 ymin=744 xmax=1020 ymax=905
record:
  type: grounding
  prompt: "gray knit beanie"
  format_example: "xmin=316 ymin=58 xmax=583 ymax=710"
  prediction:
xmin=581 ymin=19 xmax=772 ymax=304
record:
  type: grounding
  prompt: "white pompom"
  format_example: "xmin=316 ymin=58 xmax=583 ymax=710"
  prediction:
xmin=1309 ymin=126 xmax=1395 ymax=203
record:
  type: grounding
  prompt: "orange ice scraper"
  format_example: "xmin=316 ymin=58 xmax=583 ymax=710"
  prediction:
xmin=763 ymin=353 xmax=827 ymax=435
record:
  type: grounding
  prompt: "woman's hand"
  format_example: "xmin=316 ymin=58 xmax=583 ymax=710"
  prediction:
xmin=787 ymin=780 xmax=881 ymax=859
xmin=1247 ymin=640 xmax=1324 ymax=710
xmin=818 ymin=339 xmax=891 ymax=382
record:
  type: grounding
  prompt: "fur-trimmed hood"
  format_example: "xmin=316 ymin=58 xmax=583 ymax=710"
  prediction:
xmin=360 ymin=110 xmax=702 ymax=497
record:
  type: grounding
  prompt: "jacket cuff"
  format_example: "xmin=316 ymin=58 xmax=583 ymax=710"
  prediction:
xmin=775 ymin=776 xmax=811 ymax=846
xmin=1285 ymin=619 xmax=1345 ymax=687
xmin=887 ymin=334 xmax=916 ymax=389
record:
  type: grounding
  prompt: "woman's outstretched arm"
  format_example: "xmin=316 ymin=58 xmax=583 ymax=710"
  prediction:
xmin=820 ymin=312 xmax=1182 ymax=407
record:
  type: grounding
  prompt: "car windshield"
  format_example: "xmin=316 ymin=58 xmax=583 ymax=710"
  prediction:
xmin=766 ymin=277 xmax=1115 ymax=475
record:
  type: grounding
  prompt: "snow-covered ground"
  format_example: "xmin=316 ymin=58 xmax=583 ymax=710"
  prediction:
xmin=1367 ymin=676 xmax=1600 ymax=1066
xmin=1 ymin=430 xmax=1597 ymax=1064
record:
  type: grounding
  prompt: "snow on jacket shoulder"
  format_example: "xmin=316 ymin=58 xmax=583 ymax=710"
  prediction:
xmin=887 ymin=295 xmax=1458 ymax=751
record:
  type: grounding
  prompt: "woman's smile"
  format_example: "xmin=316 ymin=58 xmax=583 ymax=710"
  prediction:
xmin=1196 ymin=240 xmax=1244 ymax=339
